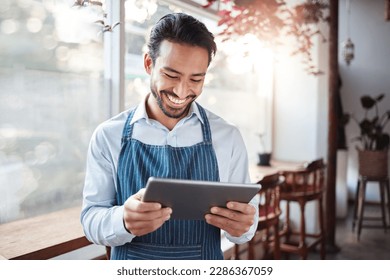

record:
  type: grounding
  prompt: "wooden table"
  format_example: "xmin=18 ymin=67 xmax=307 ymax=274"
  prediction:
xmin=249 ymin=160 xmax=306 ymax=182
xmin=0 ymin=207 xmax=91 ymax=260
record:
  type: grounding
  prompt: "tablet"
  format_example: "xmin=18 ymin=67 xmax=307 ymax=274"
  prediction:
xmin=142 ymin=177 xmax=261 ymax=220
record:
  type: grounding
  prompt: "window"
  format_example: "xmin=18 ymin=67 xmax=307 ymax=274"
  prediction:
xmin=124 ymin=0 xmax=274 ymax=164
xmin=0 ymin=0 xmax=106 ymax=223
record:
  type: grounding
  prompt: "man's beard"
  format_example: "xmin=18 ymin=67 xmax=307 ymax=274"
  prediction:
xmin=151 ymin=87 xmax=195 ymax=119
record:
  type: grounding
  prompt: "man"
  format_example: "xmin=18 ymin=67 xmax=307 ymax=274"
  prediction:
xmin=81 ymin=12 xmax=258 ymax=260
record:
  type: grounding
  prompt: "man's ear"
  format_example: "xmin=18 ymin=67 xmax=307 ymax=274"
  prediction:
xmin=144 ymin=53 xmax=153 ymax=74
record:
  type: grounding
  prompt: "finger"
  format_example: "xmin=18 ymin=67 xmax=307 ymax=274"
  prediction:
xmin=124 ymin=207 xmax=172 ymax=222
xmin=205 ymin=213 xmax=249 ymax=233
xmin=132 ymin=188 xmax=146 ymax=201
xmin=205 ymin=213 xmax=252 ymax=237
xmin=124 ymin=196 xmax=162 ymax=213
xmin=226 ymin=201 xmax=256 ymax=215
xmin=209 ymin=206 xmax=247 ymax=222
xmin=124 ymin=208 xmax=172 ymax=235
xmin=128 ymin=188 xmax=161 ymax=211
xmin=128 ymin=215 xmax=171 ymax=236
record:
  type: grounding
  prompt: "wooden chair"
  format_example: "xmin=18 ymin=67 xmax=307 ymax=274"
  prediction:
xmin=278 ymin=158 xmax=326 ymax=260
xmin=234 ymin=173 xmax=284 ymax=259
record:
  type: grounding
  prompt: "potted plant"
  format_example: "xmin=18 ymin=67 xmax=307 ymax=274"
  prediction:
xmin=343 ymin=94 xmax=390 ymax=178
xmin=257 ymin=133 xmax=272 ymax=166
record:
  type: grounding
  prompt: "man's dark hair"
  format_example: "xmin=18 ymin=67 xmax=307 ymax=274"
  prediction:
xmin=147 ymin=13 xmax=217 ymax=66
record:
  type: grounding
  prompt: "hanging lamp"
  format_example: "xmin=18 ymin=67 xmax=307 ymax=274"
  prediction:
xmin=342 ymin=0 xmax=354 ymax=65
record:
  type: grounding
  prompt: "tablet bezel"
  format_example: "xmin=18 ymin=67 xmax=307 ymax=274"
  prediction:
xmin=142 ymin=177 xmax=261 ymax=220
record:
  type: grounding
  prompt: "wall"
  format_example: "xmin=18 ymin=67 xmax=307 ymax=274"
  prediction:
xmin=272 ymin=2 xmax=330 ymax=229
xmin=339 ymin=0 xmax=390 ymax=201
xmin=273 ymin=15 xmax=329 ymax=163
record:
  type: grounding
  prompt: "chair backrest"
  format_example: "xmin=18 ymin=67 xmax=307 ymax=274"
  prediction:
xmin=256 ymin=173 xmax=284 ymax=224
xmin=281 ymin=158 xmax=326 ymax=196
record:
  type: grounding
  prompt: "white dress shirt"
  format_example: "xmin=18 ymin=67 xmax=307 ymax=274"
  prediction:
xmin=81 ymin=95 xmax=259 ymax=247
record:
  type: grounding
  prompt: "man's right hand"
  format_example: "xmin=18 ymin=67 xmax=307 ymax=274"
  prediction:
xmin=123 ymin=188 xmax=172 ymax=236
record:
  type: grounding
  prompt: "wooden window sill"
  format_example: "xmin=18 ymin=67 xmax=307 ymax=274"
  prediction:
xmin=0 ymin=207 xmax=91 ymax=260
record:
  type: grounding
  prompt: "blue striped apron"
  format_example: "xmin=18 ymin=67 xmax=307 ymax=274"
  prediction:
xmin=111 ymin=103 xmax=223 ymax=260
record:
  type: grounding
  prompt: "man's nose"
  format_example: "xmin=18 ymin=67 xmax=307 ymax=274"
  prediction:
xmin=173 ymin=81 xmax=192 ymax=98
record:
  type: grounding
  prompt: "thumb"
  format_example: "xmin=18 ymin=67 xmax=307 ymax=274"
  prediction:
xmin=132 ymin=188 xmax=145 ymax=201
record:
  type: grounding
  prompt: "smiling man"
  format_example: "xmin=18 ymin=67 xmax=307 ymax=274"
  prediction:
xmin=81 ymin=13 xmax=258 ymax=260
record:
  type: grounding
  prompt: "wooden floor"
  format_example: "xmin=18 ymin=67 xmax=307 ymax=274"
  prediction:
xmin=287 ymin=202 xmax=390 ymax=260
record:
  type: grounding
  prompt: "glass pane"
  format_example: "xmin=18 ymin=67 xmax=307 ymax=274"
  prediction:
xmin=0 ymin=0 xmax=107 ymax=223
xmin=124 ymin=0 xmax=273 ymax=164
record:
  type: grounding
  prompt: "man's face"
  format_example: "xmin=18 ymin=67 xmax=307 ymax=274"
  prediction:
xmin=144 ymin=40 xmax=209 ymax=120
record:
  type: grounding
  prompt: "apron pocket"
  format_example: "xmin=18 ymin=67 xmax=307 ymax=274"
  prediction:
xmin=126 ymin=243 xmax=202 ymax=260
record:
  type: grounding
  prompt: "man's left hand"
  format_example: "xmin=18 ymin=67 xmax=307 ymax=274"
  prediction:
xmin=205 ymin=202 xmax=256 ymax=237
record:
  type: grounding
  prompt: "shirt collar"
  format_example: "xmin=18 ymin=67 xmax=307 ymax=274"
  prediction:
xmin=130 ymin=94 xmax=205 ymax=126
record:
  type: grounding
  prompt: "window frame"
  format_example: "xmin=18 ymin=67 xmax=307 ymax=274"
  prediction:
xmin=104 ymin=0 xmax=126 ymax=117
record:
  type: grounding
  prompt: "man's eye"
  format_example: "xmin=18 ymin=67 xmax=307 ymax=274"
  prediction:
xmin=165 ymin=73 xmax=178 ymax=79
xmin=191 ymin=79 xmax=202 ymax=83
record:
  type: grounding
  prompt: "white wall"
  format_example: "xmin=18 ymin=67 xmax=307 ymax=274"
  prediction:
xmin=272 ymin=7 xmax=330 ymax=229
xmin=339 ymin=0 xmax=390 ymax=201
xmin=273 ymin=23 xmax=329 ymax=163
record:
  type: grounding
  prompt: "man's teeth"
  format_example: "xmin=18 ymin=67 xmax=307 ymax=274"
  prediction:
xmin=167 ymin=95 xmax=186 ymax=104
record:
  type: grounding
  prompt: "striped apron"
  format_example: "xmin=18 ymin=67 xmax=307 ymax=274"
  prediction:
xmin=111 ymin=103 xmax=223 ymax=260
